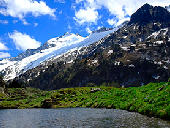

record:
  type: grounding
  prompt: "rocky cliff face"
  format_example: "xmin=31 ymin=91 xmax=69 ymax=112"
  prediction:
xmin=129 ymin=3 xmax=170 ymax=25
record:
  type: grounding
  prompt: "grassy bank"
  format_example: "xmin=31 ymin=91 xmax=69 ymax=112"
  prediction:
xmin=0 ymin=82 xmax=170 ymax=120
xmin=0 ymin=87 xmax=52 ymax=109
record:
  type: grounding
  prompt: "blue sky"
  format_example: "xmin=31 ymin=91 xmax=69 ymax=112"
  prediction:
xmin=0 ymin=0 xmax=170 ymax=59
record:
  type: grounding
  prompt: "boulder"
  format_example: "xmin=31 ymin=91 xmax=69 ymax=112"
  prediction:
xmin=89 ymin=88 xmax=101 ymax=93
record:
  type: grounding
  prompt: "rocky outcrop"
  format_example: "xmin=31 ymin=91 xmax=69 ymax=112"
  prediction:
xmin=0 ymin=87 xmax=4 ymax=94
xmin=89 ymin=88 xmax=101 ymax=93
xmin=129 ymin=3 xmax=170 ymax=25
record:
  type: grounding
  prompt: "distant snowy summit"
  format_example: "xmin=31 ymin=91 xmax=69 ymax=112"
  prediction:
xmin=0 ymin=27 xmax=120 ymax=80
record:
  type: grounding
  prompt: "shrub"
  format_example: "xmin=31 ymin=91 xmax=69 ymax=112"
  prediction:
xmin=168 ymin=78 xmax=170 ymax=82
xmin=41 ymin=98 xmax=53 ymax=108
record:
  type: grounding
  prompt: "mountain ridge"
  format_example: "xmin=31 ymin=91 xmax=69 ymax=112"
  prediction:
xmin=0 ymin=27 xmax=119 ymax=80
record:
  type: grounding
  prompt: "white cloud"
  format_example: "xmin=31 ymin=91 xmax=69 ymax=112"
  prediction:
xmin=34 ymin=23 xmax=38 ymax=27
xmin=96 ymin=0 xmax=126 ymax=19
xmin=0 ymin=52 xmax=11 ymax=59
xmin=0 ymin=52 xmax=10 ymax=59
xmin=74 ymin=0 xmax=101 ymax=25
xmin=21 ymin=19 xmax=30 ymax=25
xmin=54 ymin=0 xmax=66 ymax=3
xmin=75 ymin=0 xmax=170 ymax=26
xmin=0 ymin=20 xmax=8 ymax=24
xmin=75 ymin=0 xmax=84 ymax=4
xmin=0 ymin=42 xmax=8 ymax=50
xmin=9 ymin=31 xmax=41 ymax=51
xmin=107 ymin=19 xmax=116 ymax=26
xmin=0 ymin=0 xmax=56 ymax=19
xmin=96 ymin=0 xmax=170 ymax=18
xmin=165 ymin=6 xmax=170 ymax=11
xmin=68 ymin=24 xmax=72 ymax=30
xmin=13 ymin=20 xmax=18 ymax=23
xmin=59 ymin=10 xmax=63 ymax=14
xmin=86 ymin=27 xmax=92 ymax=34
xmin=85 ymin=0 xmax=100 ymax=9
xmin=66 ymin=22 xmax=72 ymax=33
xmin=74 ymin=7 xmax=99 ymax=25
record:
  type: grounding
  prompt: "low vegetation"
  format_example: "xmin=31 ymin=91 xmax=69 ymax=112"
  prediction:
xmin=0 ymin=87 xmax=51 ymax=109
xmin=0 ymin=82 xmax=170 ymax=120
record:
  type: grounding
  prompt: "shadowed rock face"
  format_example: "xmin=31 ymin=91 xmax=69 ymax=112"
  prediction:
xmin=0 ymin=87 xmax=4 ymax=93
xmin=0 ymin=76 xmax=5 ymax=88
xmin=129 ymin=3 xmax=170 ymax=25
xmin=0 ymin=76 xmax=5 ymax=93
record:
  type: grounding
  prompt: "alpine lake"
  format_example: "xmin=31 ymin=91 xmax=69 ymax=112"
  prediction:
xmin=0 ymin=108 xmax=170 ymax=128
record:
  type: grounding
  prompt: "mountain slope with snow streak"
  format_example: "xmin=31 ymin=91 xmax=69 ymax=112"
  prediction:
xmin=0 ymin=27 xmax=118 ymax=80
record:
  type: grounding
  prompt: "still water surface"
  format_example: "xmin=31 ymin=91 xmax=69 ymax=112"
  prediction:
xmin=0 ymin=108 xmax=170 ymax=128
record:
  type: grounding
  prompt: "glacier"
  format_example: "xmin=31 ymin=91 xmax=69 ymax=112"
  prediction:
xmin=0 ymin=27 xmax=119 ymax=80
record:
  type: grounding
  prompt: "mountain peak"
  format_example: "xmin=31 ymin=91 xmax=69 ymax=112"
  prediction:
xmin=63 ymin=32 xmax=74 ymax=37
xmin=142 ymin=3 xmax=152 ymax=8
xmin=129 ymin=3 xmax=170 ymax=25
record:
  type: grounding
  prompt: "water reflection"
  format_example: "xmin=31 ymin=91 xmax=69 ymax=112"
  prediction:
xmin=0 ymin=108 xmax=170 ymax=128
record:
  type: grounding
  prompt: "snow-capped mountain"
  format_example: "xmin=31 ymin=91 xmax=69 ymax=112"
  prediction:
xmin=6 ymin=3 xmax=170 ymax=90
xmin=0 ymin=27 xmax=120 ymax=80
